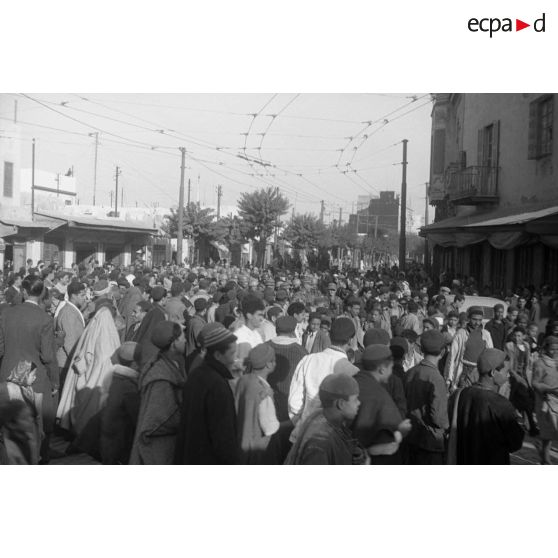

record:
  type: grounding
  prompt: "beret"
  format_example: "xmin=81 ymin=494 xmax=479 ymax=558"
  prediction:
xmin=247 ymin=344 xmax=275 ymax=369
xmin=440 ymin=286 xmax=451 ymax=294
xmin=362 ymin=344 xmax=393 ymax=369
xmin=199 ymin=322 xmax=236 ymax=349
xmin=467 ymin=306 xmax=484 ymax=317
xmin=420 ymin=329 xmax=445 ymax=355
xmin=327 ymin=283 xmax=337 ymax=290
xmin=276 ymin=315 xmax=297 ymax=334
xmin=118 ymin=341 xmax=141 ymax=364
xmin=319 ymin=374 xmax=359 ymax=404
xmin=330 ymin=317 xmax=356 ymax=342
xmin=151 ymin=285 xmax=167 ymax=302
xmin=117 ymin=277 xmax=129 ymax=288
xmin=151 ymin=321 xmax=180 ymax=349
xmin=364 ymin=328 xmax=390 ymax=347
xmin=477 ymin=348 xmax=506 ymax=374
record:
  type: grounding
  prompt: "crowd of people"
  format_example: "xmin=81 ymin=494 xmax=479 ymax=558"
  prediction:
xmin=0 ymin=255 xmax=557 ymax=465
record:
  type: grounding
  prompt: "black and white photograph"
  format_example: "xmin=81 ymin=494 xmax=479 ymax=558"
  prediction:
xmin=1 ymin=92 xmax=556 ymax=467
xmin=2 ymin=2 xmax=558 ymax=558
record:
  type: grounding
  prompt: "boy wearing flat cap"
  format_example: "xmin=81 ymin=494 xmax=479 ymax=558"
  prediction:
xmin=447 ymin=348 xmax=524 ymax=464
xmin=285 ymin=374 xmax=367 ymax=465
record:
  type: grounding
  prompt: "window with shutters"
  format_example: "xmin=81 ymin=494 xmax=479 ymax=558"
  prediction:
xmin=528 ymin=95 xmax=554 ymax=159
xmin=3 ymin=161 xmax=14 ymax=198
xmin=432 ymin=128 xmax=446 ymax=175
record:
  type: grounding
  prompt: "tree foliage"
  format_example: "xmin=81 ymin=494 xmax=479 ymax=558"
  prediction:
xmin=163 ymin=203 xmax=227 ymax=246
xmin=237 ymin=187 xmax=289 ymax=266
xmin=282 ymin=213 xmax=325 ymax=250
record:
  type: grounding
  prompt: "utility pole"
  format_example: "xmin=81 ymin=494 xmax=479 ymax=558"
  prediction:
xmin=31 ymin=138 xmax=35 ymax=220
xmin=338 ymin=207 xmax=342 ymax=227
xmin=424 ymin=181 xmax=430 ymax=270
xmin=114 ymin=166 xmax=121 ymax=217
xmin=56 ymin=173 xmax=60 ymax=197
xmin=320 ymin=200 xmax=325 ymax=223
xmin=216 ymin=184 xmax=223 ymax=218
xmin=177 ymin=147 xmax=185 ymax=266
xmin=89 ymin=132 xmax=99 ymax=205
xmin=398 ymin=139 xmax=408 ymax=272
xmin=187 ymin=177 xmax=191 ymax=206
xmin=375 ymin=215 xmax=379 ymax=238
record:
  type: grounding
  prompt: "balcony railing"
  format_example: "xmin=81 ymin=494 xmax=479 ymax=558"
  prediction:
xmin=446 ymin=165 xmax=499 ymax=204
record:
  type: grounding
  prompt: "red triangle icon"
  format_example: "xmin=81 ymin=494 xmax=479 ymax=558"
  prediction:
xmin=516 ymin=19 xmax=530 ymax=31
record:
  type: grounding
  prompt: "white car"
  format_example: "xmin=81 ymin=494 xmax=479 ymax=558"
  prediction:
xmin=459 ymin=296 xmax=509 ymax=325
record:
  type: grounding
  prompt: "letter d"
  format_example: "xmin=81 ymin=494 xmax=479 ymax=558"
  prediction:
xmin=534 ymin=13 xmax=545 ymax=32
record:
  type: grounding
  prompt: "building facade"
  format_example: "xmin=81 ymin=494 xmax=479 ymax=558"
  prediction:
xmin=349 ymin=190 xmax=400 ymax=235
xmin=422 ymin=93 xmax=558 ymax=295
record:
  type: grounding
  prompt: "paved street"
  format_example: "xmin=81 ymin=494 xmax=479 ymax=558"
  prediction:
xmin=47 ymin=434 xmax=557 ymax=466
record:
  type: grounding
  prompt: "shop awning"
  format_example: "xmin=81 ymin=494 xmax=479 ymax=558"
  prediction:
xmin=421 ymin=204 xmax=558 ymax=249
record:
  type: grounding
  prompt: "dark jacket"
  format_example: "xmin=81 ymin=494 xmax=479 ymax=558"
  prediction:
xmin=0 ymin=302 xmax=59 ymax=436
xmin=175 ymin=353 xmax=238 ymax=464
xmin=0 ymin=302 xmax=59 ymax=394
xmin=405 ymin=359 xmax=449 ymax=453
xmin=352 ymin=371 xmax=403 ymax=464
xmin=485 ymin=319 xmax=506 ymax=351
xmin=130 ymin=353 xmax=185 ymax=464
xmin=449 ymin=386 xmax=524 ymax=464
xmin=133 ymin=304 xmax=167 ymax=367
xmin=100 ymin=365 xmax=140 ymax=464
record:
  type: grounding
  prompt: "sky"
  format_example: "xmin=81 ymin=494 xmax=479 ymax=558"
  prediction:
xmin=0 ymin=93 xmax=433 ymax=223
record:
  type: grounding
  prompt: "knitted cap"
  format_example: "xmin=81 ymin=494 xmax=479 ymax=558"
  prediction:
xmin=199 ymin=322 xmax=236 ymax=348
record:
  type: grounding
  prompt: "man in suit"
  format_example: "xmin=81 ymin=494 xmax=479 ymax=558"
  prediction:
xmin=55 ymin=281 xmax=86 ymax=391
xmin=4 ymin=272 xmax=24 ymax=306
xmin=0 ymin=275 xmax=59 ymax=463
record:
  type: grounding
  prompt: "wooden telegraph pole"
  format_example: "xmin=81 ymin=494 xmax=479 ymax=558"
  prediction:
xmin=398 ymin=139 xmax=408 ymax=272
xmin=177 ymin=147 xmax=186 ymax=266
